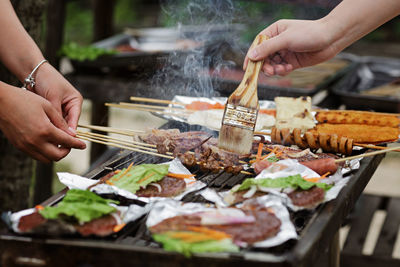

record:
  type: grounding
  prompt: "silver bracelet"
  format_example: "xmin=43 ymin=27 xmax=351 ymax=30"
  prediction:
xmin=21 ymin=59 xmax=48 ymax=90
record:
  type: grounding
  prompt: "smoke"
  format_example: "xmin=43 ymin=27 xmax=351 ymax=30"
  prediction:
xmin=152 ymin=0 xmax=245 ymax=98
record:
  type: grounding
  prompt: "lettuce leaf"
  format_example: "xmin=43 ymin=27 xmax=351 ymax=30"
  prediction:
xmin=152 ymin=234 xmax=239 ymax=257
xmin=232 ymin=174 xmax=332 ymax=192
xmin=109 ymin=164 xmax=169 ymax=194
xmin=39 ymin=189 xmax=119 ymax=224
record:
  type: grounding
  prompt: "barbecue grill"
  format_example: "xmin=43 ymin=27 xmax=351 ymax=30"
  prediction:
xmin=0 ymin=121 xmax=385 ymax=267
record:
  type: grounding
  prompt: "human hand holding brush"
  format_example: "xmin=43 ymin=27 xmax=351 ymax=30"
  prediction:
xmin=244 ymin=0 xmax=400 ymax=76
xmin=218 ymin=35 xmax=267 ymax=155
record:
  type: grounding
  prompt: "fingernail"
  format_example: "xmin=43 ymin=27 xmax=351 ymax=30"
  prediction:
xmin=67 ymin=127 xmax=76 ymax=136
xmin=249 ymin=49 xmax=258 ymax=59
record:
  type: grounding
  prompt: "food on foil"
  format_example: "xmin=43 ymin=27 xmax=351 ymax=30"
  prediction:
xmin=270 ymin=127 xmax=354 ymax=155
xmin=315 ymin=110 xmax=400 ymax=128
xmin=149 ymin=204 xmax=281 ymax=256
xmin=187 ymin=109 xmax=275 ymax=131
xmin=224 ymin=175 xmax=331 ymax=208
xmin=251 ymin=143 xmax=339 ymax=175
xmin=275 ymin=96 xmax=315 ymax=132
xmin=309 ymin=123 xmax=399 ymax=143
xmin=17 ymin=189 xmax=123 ymax=237
xmin=95 ymin=163 xmax=190 ymax=198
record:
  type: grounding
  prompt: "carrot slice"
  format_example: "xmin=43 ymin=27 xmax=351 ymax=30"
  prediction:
xmin=304 ymin=172 xmax=331 ymax=183
xmin=137 ymin=173 xmax=155 ymax=184
xmin=35 ymin=205 xmax=44 ymax=210
xmin=113 ymin=161 xmax=135 ymax=181
xmin=167 ymin=173 xmax=196 ymax=180
xmin=113 ymin=223 xmax=126 ymax=232
xmin=256 ymin=142 xmax=264 ymax=162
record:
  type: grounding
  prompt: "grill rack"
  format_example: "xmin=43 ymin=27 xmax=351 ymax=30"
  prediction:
xmin=0 ymin=121 xmax=385 ymax=267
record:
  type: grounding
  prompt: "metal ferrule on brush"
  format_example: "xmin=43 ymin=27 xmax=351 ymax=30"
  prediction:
xmin=221 ymin=104 xmax=258 ymax=131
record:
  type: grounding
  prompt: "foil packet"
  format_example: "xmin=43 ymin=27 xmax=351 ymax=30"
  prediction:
xmin=4 ymin=203 xmax=149 ymax=236
xmin=58 ymin=158 xmax=206 ymax=204
xmin=200 ymin=158 xmax=361 ymax=211
xmin=151 ymin=95 xmax=276 ymax=131
xmin=146 ymin=197 xmax=297 ymax=250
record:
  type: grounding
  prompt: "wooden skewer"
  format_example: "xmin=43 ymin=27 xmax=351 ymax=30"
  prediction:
xmin=130 ymin=96 xmax=183 ymax=106
xmin=105 ymin=103 xmax=191 ymax=118
xmin=118 ymin=102 xmax=195 ymax=113
xmin=78 ymin=124 xmax=144 ymax=136
xmin=77 ymin=131 xmax=164 ymax=152
xmin=77 ymin=134 xmax=174 ymax=159
xmin=335 ymin=145 xmax=400 ymax=163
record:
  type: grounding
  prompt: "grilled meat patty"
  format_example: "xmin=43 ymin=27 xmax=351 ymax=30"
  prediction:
xmin=150 ymin=207 xmax=281 ymax=244
xmin=287 ymin=186 xmax=325 ymax=208
xmin=136 ymin=177 xmax=186 ymax=197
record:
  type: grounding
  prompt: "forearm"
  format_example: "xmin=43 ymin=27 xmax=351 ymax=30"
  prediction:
xmin=322 ymin=0 xmax=400 ymax=51
xmin=0 ymin=0 xmax=45 ymax=82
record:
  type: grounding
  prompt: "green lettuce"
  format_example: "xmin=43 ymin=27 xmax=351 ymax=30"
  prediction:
xmin=152 ymin=234 xmax=239 ymax=257
xmin=109 ymin=164 xmax=169 ymax=194
xmin=232 ymin=174 xmax=332 ymax=192
xmin=39 ymin=189 xmax=119 ymax=224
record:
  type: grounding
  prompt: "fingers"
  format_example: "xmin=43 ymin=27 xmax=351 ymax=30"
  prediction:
xmin=64 ymin=99 xmax=82 ymax=131
xmin=247 ymin=35 xmax=287 ymax=62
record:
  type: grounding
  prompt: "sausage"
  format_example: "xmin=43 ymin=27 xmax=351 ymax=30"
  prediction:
xmin=253 ymin=160 xmax=273 ymax=174
xmin=300 ymin=158 xmax=338 ymax=176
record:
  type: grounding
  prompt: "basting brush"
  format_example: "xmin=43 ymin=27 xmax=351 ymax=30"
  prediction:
xmin=218 ymin=34 xmax=267 ymax=154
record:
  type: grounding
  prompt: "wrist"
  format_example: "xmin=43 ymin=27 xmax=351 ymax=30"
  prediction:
xmin=21 ymin=59 xmax=48 ymax=90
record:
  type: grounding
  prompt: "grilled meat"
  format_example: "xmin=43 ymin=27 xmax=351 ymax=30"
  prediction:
xmin=136 ymin=177 xmax=186 ymax=197
xmin=18 ymin=212 xmax=119 ymax=237
xmin=150 ymin=206 xmax=281 ymax=244
xmin=75 ymin=214 xmax=118 ymax=237
xmin=287 ymin=186 xmax=325 ymax=208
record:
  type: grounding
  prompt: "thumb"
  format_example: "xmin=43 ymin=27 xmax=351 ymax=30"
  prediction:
xmin=247 ymin=35 xmax=287 ymax=61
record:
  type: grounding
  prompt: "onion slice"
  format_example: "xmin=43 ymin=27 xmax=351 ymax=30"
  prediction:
xmin=243 ymin=185 xmax=257 ymax=198
xmin=148 ymin=183 xmax=162 ymax=193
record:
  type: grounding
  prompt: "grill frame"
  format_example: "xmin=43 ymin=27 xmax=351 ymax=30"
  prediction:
xmin=0 ymin=121 xmax=385 ymax=267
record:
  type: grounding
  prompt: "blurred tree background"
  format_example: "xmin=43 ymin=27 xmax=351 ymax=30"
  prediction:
xmin=52 ymin=0 xmax=400 ymax=47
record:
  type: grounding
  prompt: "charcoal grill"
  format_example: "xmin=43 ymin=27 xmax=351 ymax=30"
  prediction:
xmin=0 ymin=121 xmax=385 ymax=267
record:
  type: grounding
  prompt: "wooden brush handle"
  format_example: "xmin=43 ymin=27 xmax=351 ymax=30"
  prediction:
xmin=227 ymin=35 xmax=268 ymax=109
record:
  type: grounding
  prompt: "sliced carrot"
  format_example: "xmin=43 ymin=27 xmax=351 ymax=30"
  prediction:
xmin=304 ymin=172 xmax=331 ymax=183
xmin=112 ymin=161 xmax=135 ymax=182
xmin=114 ymin=170 xmax=121 ymax=174
xmin=167 ymin=173 xmax=196 ymax=180
xmin=259 ymin=109 xmax=276 ymax=116
xmin=256 ymin=142 xmax=264 ymax=162
xmin=187 ymin=226 xmax=231 ymax=239
xmin=106 ymin=180 xmax=114 ymax=185
xmin=137 ymin=173 xmax=155 ymax=184
xmin=113 ymin=223 xmax=126 ymax=232
xmin=187 ymin=181 xmax=196 ymax=186
xmin=35 ymin=205 xmax=44 ymax=210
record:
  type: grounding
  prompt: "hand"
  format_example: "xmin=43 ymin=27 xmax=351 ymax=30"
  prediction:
xmin=0 ymin=85 xmax=86 ymax=162
xmin=32 ymin=62 xmax=83 ymax=131
xmin=244 ymin=19 xmax=339 ymax=76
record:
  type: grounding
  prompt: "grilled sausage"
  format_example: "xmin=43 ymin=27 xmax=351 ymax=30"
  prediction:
xmin=300 ymin=158 xmax=338 ymax=176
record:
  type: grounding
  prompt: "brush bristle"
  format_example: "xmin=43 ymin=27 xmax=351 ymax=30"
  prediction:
xmin=218 ymin=124 xmax=253 ymax=154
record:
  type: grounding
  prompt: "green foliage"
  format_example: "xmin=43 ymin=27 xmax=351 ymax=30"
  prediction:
xmin=64 ymin=1 xmax=93 ymax=45
xmin=59 ymin=42 xmax=117 ymax=61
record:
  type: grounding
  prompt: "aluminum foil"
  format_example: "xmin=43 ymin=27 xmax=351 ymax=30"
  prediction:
xmin=58 ymin=158 xmax=206 ymax=204
xmin=200 ymin=157 xmax=362 ymax=211
xmin=151 ymin=95 xmax=276 ymax=131
xmin=146 ymin=198 xmax=297 ymax=249
xmin=5 ymin=203 xmax=148 ymax=234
